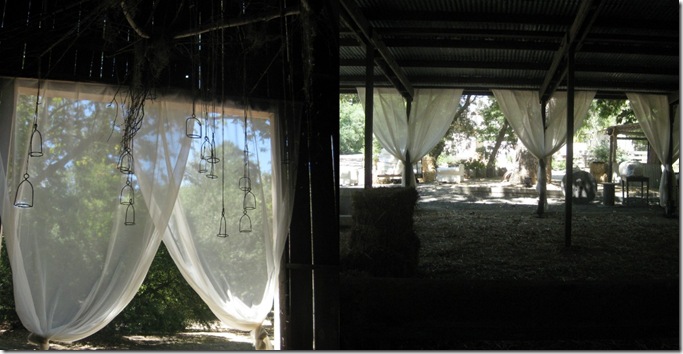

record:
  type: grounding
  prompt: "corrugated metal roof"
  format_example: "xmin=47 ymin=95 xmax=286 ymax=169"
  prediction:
xmin=340 ymin=0 xmax=679 ymax=98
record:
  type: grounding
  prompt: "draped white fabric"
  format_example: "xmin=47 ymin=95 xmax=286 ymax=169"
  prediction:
xmin=162 ymin=101 xmax=298 ymax=345
xmin=0 ymin=78 xmax=191 ymax=343
xmin=626 ymin=93 xmax=680 ymax=206
xmin=0 ymin=78 xmax=294 ymax=347
xmin=492 ymin=90 xmax=596 ymax=160
xmin=0 ymin=79 xmax=12 ymax=252
xmin=357 ymin=87 xmax=408 ymax=163
xmin=492 ymin=90 xmax=595 ymax=205
xmin=357 ymin=87 xmax=463 ymax=187
xmin=408 ymin=88 xmax=465 ymax=164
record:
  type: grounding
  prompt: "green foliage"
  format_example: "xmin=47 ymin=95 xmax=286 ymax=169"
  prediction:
xmin=459 ymin=158 xmax=486 ymax=171
xmin=553 ymin=156 xmax=566 ymax=171
xmin=436 ymin=154 xmax=459 ymax=167
xmin=103 ymin=244 xmax=217 ymax=334
xmin=0 ymin=239 xmax=21 ymax=329
xmin=476 ymin=98 xmax=516 ymax=148
xmin=339 ymin=94 xmax=366 ymax=154
xmin=586 ymin=140 xmax=629 ymax=164
xmin=428 ymin=95 xmax=476 ymax=163
xmin=587 ymin=140 xmax=611 ymax=162
xmin=577 ymin=99 xmax=635 ymax=143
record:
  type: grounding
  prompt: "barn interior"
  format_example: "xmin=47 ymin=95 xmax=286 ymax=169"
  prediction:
xmin=0 ymin=0 xmax=679 ymax=350
xmin=0 ymin=0 xmax=338 ymax=350
xmin=338 ymin=0 xmax=679 ymax=350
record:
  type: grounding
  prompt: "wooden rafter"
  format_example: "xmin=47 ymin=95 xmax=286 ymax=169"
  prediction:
xmin=539 ymin=0 xmax=604 ymax=102
xmin=339 ymin=0 xmax=413 ymax=101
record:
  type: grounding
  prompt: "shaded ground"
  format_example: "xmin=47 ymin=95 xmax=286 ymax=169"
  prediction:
xmin=414 ymin=181 xmax=679 ymax=281
xmin=0 ymin=320 xmax=266 ymax=350
xmin=340 ymin=179 xmax=680 ymax=350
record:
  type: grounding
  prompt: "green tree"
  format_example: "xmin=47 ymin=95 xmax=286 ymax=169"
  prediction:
xmin=104 ymin=244 xmax=217 ymax=334
xmin=339 ymin=94 xmax=365 ymax=154
xmin=476 ymin=98 xmax=516 ymax=176
xmin=577 ymin=99 xmax=635 ymax=143
xmin=428 ymin=95 xmax=475 ymax=166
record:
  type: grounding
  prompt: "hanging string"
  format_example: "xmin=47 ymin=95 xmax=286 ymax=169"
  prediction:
xmin=29 ymin=78 xmax=43 ymax=157
xmin=239 ymin=45 xmax=254 ymax=233
xmin=217 ymin=0 xmax=228 ymax=238
xmin=185 ymin=25 xmax=201 ymax=139
xmin=14 ymin=77 xmax=43 ymax=208
xmin=280 ymin=0 xmax=294 ymax=169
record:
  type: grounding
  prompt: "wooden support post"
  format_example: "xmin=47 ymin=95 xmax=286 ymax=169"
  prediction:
xmin=608 ymin=128 xmax=616 ymax=183
xmin=537 ymin=100 xmax=547 ymax=217
xmin=364 ymin=42 xmax=374 ymax=188
xmin=309 ymin=0 xmax=339 ymax=349
xmin=665 ymin=102 xmax=676 ymax=216
xmin=286 ymin=124 xmax=314 ymax=350
xmin=564 ymin=47 xmax=575 ymax=248
xmin=403 ymin=99 xmax=414 ymax=187
xmin=285 ymin=0 xmax=339 ymax=349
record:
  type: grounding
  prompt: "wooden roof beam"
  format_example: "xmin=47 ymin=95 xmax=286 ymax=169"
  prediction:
xmin=539 ymin=0 xmax=604 ymax=103
xmin=339 ymin=0 xmax=413 ymax=101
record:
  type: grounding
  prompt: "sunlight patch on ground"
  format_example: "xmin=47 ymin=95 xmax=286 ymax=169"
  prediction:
xmin=179 ymin=331 xmax=253 ymax=344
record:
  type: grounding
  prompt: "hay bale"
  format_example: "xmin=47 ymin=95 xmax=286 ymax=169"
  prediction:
xmin=589 ymin=162 xmax=608 ymax=183
xmin=344 ymin=187 xmax=420 ymax=277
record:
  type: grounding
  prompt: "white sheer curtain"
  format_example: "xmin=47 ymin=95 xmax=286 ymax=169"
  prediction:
xmin=357 ymin=87 xmax=463 ymax=187
xmin=0 ymin=78 xmax=190 ymax=344
xmin=492 ymin=90 xmax=595 ymax=205
xmin=357 ymin=87 xmax=407 ymax=164
xmin=626 ymin=93 xmax=680 ymax=206
xmin=493 ymin=90 xmax=595 ymax=160
xmin=0 ymin=78 xmax=295 ymax=349
xmin=0 ymin=78 xmax=13 ymax=252
xmin=162 ymin=101 xmax=299 ymax=349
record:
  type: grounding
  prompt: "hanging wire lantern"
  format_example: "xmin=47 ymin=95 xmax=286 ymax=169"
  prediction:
xmin=185 ymin=113 xmax=202 ymax=139
xmin=238 ymin=175 xmax=251 ymax=191
xmin=124 ymin=202 xmax=135 ymax=225
xmin=238 ymin=99 xmax=256 ymax=233
xmin=206 ymin=161 xmax=218 ymax=179
xmin=29 ymin=81 xmax=44 ymax=157
xmin=14 ymin=81 xmax=43 ymax=208
xmin=239 ymin=210 xmax=252 ymax=233
xmin=243 ymin=190 xmax=256 ymax=210
xmin=14 ymin=173 xmax=34 ymax=208
xmin=185 ymin=98 xmax=201 ymax=139
xmin=207 ymin=115 xmax=220 ymax=164
xmin=217 ymin=209 xmax=228 ymax=238
xmin=199 ymin=134 xmax=210 ymax=175
xmin=119 ymin=177 xmax=134 ymax=205
xmin=207 ymin=139 xmax=219 ymax=164
xmin=198 ymin=156 xmax=209 ymax=174
xmin=117 ymin=147 xmax=134 ymax=174
xmin=29 ymin=123 xmax=43 ymax=157
xmin=239 ymin=148 xmax=251 ymax=191
xmin=216 ymin=21 xmax=229 ymax=239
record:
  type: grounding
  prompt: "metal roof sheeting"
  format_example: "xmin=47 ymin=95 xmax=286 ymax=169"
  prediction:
xmin=340 ymin=0 xmax=679 ymax=97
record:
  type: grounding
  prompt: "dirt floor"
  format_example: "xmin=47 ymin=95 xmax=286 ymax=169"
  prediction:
xmin=339 ymin=178 xmax=680 ymax=349
xmin=0 ymin=322 xmax=258 ymax=350
xmin=413 ymin=179 xmax=679 ymax=281
xmin=1 ymin=179 xmax=678 ymax=350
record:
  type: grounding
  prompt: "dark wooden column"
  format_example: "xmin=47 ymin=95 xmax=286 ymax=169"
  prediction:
xmin=564 ymin=46 xmax=575 ymax=248
xmin=537 ymin=100 xmax=548 ymax=217
xmin=364 ymin=43 xmax=374 ymax=188
xmin=665 ymin=102 xmax=677 ymax=216
xmin=284 ymin=0 xmax=339 ymax=350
